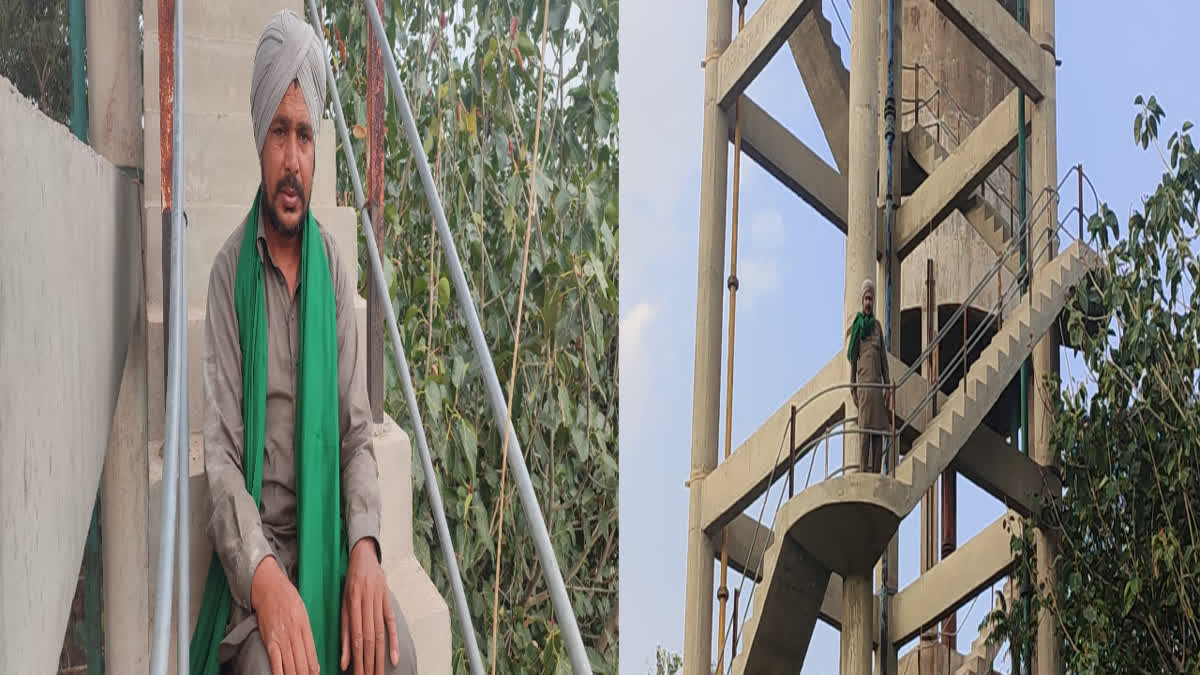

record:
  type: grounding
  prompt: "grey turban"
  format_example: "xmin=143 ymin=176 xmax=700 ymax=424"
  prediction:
xmin=861 ymin=277 xmax=875 ymax=300
xmin=250 ymin=9 xmax=326 ymax=155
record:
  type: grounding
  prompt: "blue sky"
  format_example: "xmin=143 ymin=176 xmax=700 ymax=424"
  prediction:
xmin=618 ymin=2 xmax=1200 ymax=673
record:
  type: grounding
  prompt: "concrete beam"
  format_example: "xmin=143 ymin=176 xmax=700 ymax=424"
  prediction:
xmin=716 ymin=0 xmax=815 ymax=108
xmin=890 ymin=511 xmax=1021 ymax=645
xmin=954 ymin=425 xmax=1061 ymax=517
xmin=735 ymin=97 xmax=848 ymax=234
xmin=701 ymin=352 xmax=846 ymax=533
xmin=787 ymin=10 xmax=849 ymax=173
xmin=933 ymin=0 xmax=1050 ymax=102
xmin=896 ymin=89 xmax=1030 ymax=258
xmin=722 ymin=514 xmax=773 ymax=583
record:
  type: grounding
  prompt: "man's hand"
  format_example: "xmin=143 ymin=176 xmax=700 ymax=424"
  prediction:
xmin=341 ymin=538 xmax=400 ymax=675
xmin=251 ymin=555 xmax=319 ymax=675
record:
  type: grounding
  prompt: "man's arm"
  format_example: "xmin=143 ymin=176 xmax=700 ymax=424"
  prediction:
xmin=849 ymin=354 xmax=858 ymax=407
xmin=202 ymin=245 xmax=275 ymax=609
xmin=329 ymin=234 xmax=382 ymax=558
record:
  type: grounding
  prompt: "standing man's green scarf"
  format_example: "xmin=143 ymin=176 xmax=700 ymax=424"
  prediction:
xmin=847 ymin=312 xmax=874 ymax=363
xmin=190 ymin=189 xmax=347 ymax=675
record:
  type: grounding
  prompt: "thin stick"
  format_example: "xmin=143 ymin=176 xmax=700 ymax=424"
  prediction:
xmin=489 ymin=2 xmax=551 ymax=672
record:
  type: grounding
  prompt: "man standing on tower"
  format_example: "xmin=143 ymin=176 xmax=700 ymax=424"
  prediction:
xmin=848 ymin=278 xmax=891 ymax=473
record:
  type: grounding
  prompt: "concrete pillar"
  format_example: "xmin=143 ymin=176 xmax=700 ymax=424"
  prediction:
xmin=86 ymin=1 xmax=150 ymax=671
xmin=103 ymin=297 xmax=151 ymax=675
xmin=1030 ymin=0 xmax=1061 ymax=672
xmin=844 ymin=0 xmax=881 ymax=473
xmin=841 ymin=574 xmax=874 ymax=675
xmin=85 ymin=0 xmax=143 ymax=169
xmin=682 ymin=1 xmax=731 ymax=673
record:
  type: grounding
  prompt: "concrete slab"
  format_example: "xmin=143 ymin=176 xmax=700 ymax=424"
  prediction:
xmin=717 ymin=0 xmax=815 ymax=108
xmin=143 ymin=203 xmax=359 ymax=309
xmin=933 ymin=0 xmax=1050 ymax=101
xmin=143 ymin=110 xmax=340 ymax=211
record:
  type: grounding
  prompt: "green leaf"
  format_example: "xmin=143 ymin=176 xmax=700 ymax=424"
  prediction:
xmin=458 ymin=416 xmax=478 ymax=476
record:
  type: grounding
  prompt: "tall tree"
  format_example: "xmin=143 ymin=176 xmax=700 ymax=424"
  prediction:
xmin=989 ymin=96 xmax=1200 ymax=673
xmin=320 ymin=1 xmax=618 ymax=671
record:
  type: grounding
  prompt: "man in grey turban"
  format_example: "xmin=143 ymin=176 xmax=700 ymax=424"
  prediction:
xmin=194 ymin=9 xmax=417 ymax=675
xmin=847 ymin=277 xmax=891 ymax=473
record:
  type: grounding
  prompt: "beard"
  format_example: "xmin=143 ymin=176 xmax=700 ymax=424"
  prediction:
xmin=261 ymin=170 xmax=309 ymax=239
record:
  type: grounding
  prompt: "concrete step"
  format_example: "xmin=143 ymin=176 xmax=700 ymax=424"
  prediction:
xmin=146 ymin=422 xmax=449 ymax=675
xmin=143 ymin=110 xmax=340 ymax=211
xmin=144 ymin=202 xmax=358 ymax=309
xmin=144 ymin=30 xmax=258 ymax=118
xmin=142 ymin=0 xmax=304 ymax=44
xmin=147 ymin=295 xmax=368 ymax=444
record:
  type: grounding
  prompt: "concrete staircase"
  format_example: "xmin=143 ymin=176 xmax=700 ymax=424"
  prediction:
xmin=729 ymin=241 xmax=1098 ymax=675
xmin=136 ymin=1 xmax=450 ymax=672
xmin=788 ymin=1 xmax=850 ymax=173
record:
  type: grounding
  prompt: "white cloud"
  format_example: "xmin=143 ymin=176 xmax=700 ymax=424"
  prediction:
xmin=738 ymin=256 xmax=780 ymax=310
xmin=748 ymin=209 xmax=785 ymax=248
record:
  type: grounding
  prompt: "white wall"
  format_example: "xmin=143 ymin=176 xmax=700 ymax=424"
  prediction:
xmin=0 ymin=74 xmax=143 ymax=674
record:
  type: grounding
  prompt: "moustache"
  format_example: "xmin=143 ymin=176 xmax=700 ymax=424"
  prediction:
xmin=274 ymin=173 xmax=305 ymax=202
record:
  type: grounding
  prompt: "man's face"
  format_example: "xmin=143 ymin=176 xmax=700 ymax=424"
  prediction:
xmin=863 ymin=289 xmax=874 ymax=315
xmin=260 ymin=81 xmax=315 ymax=238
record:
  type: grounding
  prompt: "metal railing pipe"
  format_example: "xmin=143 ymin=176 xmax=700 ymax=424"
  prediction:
xmin=359 ymin=3 xmax=590 ymax=672
xmin=150 ymin=0 xmax=186 ymax=671
xmin=302 ymin=2 xmax=486 ymax=673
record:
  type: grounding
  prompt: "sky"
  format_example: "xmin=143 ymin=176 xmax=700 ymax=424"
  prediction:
xmin=617 ymin=2 xmax=1200 ymax=673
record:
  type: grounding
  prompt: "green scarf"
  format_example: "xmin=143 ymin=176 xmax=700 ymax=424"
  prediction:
xmin=847 ymin=311 xmax=875 ymax=363
xmin=190 ymin=189 xmax=347 ymax=675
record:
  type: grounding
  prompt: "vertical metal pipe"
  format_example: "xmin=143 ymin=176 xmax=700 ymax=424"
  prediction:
xmin=1078 ymin=164 xmax=1084 ymax=240
xmin=731 ymin=587 xmax=740 ymax=667
xmin=359 ymin=3 xmax=589 ymax=670
xmin=70 ymin=0 xmax=87 ymax=140
xmin=1016 ymin=1 xmax=1032 ymax=670
xmin=788 ymin=405 xmax=796 ymax=497
xmin=303 ymin=3 xmax=485 ymax=672
xmin=881 ymin=0 xmax=898 ymax=671
xmin=177 ymin=358 xmax=190 ymax=675
xmin=150 ymin=0 xmax=186 ymax=671
xmin=939 ymin=464 xmax=956 ymax=651
xmin=365 ymin=0 xmax=386 ymax=424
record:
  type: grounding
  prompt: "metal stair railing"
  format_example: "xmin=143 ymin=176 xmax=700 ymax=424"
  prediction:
xmin=720 ymin=166 xmax=1102 ymax=669
xmin=150 ymin=0 xmax=188 ymax=672
xmin=901 ymin=63 xmax=1029 ymax=240
xmin=310 ymin=1 xmax=591 ymax=672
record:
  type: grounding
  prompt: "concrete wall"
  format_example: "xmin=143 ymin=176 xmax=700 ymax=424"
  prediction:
xmin=0 ymin=74 xmax=142 ymax=674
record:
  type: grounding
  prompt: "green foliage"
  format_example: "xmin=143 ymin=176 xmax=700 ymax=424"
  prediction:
xmin=319 ymin=1 xmax=617 ymax=671
xmin=988 ymin=96 xmax=1200 ymax=673
xmin=0 ymin=0 xmax=72 ymax=125
xmin=650 ymin=647 xmax=682 ymax=675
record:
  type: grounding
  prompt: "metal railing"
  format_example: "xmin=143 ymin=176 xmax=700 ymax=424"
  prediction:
xmin=149 ymin=2 xmax=591 ymax=673
xmin=719 ymin=165 xmax=1103 ymax=670
xmin=900 ymin=63 xmax=1031 ymax=241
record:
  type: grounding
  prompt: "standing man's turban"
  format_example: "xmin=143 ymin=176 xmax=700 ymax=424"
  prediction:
xmin=861 ymin=277 xmax=875 ymax=300
xmin=251 ymin=9 xmax=326 ymax=156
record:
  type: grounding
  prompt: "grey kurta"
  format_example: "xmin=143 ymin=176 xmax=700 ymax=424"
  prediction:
xmin=202 ymin=206 xmax=380 ymax=660
xmin=851 ymin=318 xmax=890 ymax=473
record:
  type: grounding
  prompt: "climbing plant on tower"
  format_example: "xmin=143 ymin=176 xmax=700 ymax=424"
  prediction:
xmin=319 ymin=0 xmax=618 ymax=671
xmin=987 ymin=96 xmax=1200 ymax=673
